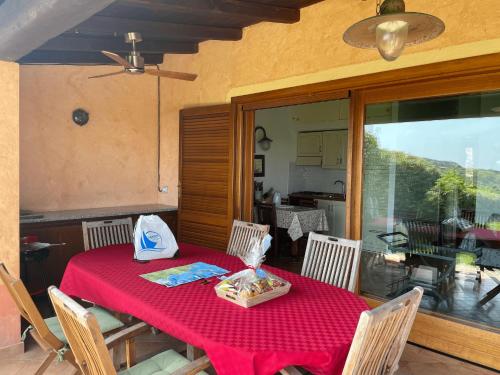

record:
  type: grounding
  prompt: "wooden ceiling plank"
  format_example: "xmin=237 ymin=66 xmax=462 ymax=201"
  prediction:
xmin=18 ymin=50 xmax=164 ymax=65
xmin=101 ymin=0 xmax=257 ymax=28
xmin=38 ymin=35 xmax=198 ymax=54
xmin=68 ymin=15 xmax=242 ymax=41
xmin=114 ymin=0 xmax=299 ymax=24
xmin=214 ymin=0 xmax=299 ymax=23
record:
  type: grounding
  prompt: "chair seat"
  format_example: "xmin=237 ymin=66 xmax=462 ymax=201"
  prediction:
xmin=45 ymin=306 xmax=124 ymax=344
xmin=119 ymin=350 xmax=208 ymax=375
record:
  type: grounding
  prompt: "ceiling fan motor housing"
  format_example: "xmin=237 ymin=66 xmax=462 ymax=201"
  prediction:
xmin=124 ymin=32 xmax=143 ymax=44
xmin=126 ymin=52 xmax=145 ymax=72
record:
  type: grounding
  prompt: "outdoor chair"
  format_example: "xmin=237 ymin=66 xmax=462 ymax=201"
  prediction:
xmin=281 ymin=287 xmax=423 ymax=375
xmin=227 ymin=219 xmax=269 ymax=257
xmin=301 ymin=232 xmax=362 ymax=292
xmin=0 ymin=262 xmax=125 ymax=374
xmin=82 ymin=217 xmax=134 ymax=251
xmin=48 ymin=286 xmax=211 ymax=375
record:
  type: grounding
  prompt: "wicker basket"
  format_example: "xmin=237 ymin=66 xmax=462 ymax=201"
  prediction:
xmin=215 ymin=273 xmax=291 ymax=308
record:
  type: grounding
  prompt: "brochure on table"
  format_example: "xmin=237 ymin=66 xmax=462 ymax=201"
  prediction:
xmin=140 ymin=262 xmax=229 ymax=287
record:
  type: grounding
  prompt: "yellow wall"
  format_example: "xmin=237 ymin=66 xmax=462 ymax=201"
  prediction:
xmin=20 ymin=65 xmax=159 ymax=211
xmin=19 ymin=0 xmax=500 ymax=210
xmin=157 ymin=0 xmax=500 ymax=206
xmin=0 ymin=61 xmax=20 ymax=349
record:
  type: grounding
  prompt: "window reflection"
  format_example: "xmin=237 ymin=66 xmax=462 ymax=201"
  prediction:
xmin=361 ymin=92 xmax=500 ymax=329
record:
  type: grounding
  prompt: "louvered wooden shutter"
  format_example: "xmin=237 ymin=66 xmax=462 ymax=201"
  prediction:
xmin=178 ymin=105 xmax=233 ymax=250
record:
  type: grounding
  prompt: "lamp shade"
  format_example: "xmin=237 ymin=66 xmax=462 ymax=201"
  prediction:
xmin=344 ymin=12 xmax=444 ymax=50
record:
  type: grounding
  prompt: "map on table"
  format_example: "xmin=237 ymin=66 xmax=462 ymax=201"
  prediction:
xmin=140 ymin=262 xmax=230 ymax=287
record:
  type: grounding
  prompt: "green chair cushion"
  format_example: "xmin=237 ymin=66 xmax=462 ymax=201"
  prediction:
xmin=45 ymin=306 xmax=124 ymax=344
xmin=119 ymin=350 xmax=208 ymax=375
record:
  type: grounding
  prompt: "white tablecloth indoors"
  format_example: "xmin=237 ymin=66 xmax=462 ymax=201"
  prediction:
xmin=276 ymin=206 xmax=329 ymax=241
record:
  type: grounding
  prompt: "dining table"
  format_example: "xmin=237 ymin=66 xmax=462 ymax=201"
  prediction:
xmin=275 ymin=205 xmax=329 ymax=241
xmin=60 ymin=243 xmax=368 ymax=375
xmin=275 ymin=205 xmax=329 ymax=257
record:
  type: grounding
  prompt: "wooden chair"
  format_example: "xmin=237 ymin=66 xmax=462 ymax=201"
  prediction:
xmin=0 ymin=262 xmax=125 ymax=374
xmin=301 ymin=232 xmax=362 ymax=293
xmin=282 ymin=287 xmax=424 ymax=375
xmin=48 ymin=286 xmax=211 ymax=375
xmin=82 ymin=217 xmax=134 ymax=251
xmin=227 ymin=219 xmax=269 ymax=257
xmin=255 ymin=202 xmax=279 ymax=257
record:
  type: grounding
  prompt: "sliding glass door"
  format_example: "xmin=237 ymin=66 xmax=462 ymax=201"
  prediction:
xmin=360 ymin=91 xmax=500 ymax=330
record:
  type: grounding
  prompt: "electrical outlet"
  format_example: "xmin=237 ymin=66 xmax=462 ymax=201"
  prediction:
xmin=160 ymin=186 xmax=168 ymax=193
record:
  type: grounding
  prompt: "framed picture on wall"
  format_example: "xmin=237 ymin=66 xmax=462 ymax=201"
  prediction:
xmin=254 ymin=155 xmax=265 ymax=177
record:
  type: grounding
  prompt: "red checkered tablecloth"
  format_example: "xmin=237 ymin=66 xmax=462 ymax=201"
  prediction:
xmin=60 ymin=243 xmax=368 ymax=375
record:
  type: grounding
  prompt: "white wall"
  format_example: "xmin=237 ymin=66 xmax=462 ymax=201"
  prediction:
xmin=254 ymin=99 xmax=349 ymax=197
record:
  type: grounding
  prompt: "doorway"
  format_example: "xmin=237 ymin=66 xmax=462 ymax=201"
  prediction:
xmin=231 ymin=54 xmax=500 ymax=369
xmin=252 ymin=100 xmax=350 ymax=272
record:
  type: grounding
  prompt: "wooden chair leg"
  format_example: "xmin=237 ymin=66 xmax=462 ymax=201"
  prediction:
xmin=63 ymin=349 xmax=80 ymax=372
xmin=34 ymin=351 xmax=57 ymax=375
xmin=186 ymin=344 xmax=205 ymax=360
xmin=126 ymin=338 xmax=136 ymax=368
xmin=111 ymin=343 xmax=124 ymax=370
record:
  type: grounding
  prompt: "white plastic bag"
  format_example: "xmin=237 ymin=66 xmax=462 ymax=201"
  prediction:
xmin=133 ymin=215 xmax=178 ymax=260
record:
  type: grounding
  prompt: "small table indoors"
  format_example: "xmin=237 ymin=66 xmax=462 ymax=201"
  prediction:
xmin=60 ymin=243 xmax=367 ymax=375
xmin=275 ymin=205 xmax=329 ymax=257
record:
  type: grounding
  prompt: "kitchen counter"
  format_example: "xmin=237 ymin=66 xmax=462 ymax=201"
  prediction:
xmin=20 ymin=204 xmax=178 ymax=295
xmin=289 ymin=192 xmax=346 ymax=201
xmin=20 ymin=204 xmax=177 ymax=224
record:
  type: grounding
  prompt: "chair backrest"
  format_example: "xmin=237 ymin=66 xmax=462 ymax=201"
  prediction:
xmin=82 ymin=217 xmax=134 ymax=251
xmin=48 ymin=286 xmax=117 ymax=375
xmin=227 ymin=220 xmax=269 ymax=257
xmin=301 ymin=232 xmax=362 ymax=292
xmin=403 ymin=219 xmax=440 ymax=251
xmin=255 ymin=203 xmax=277 ymax=228
xmin=0 ymin=263 xmax=63 ymax=351
xmin=342 ymin=287 xmax=423 ymax=375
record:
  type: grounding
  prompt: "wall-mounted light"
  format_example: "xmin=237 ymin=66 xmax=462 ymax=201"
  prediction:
xmin=255 ymin=126 xmax=273 ymax=151
xmin=343 ymin=0 xmax=445 ymax=61
xmin=72 ymin=108 xmax=89 ymax=126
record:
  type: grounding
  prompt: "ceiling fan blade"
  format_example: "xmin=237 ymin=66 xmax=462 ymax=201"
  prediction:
xmin=88 ymin=71 xmax=126 ymax=79
xmin=101 ymin=50 xmax=133 ymax=68
xmin=145 ymin=69 xmax=197 ymax=81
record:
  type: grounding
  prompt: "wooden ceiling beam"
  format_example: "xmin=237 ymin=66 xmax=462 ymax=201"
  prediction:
xmin=38 ymin=35 xmax=198 ymax=54
xmin=18 ymin=50 xmax=164 ymax=65
xmin=108 ymin=0 xmax=299 ymax=24
xmin=214 ymin=0 xmax=299 ymax=23
xmin=68 ymin=15 xmax=242 ymax=41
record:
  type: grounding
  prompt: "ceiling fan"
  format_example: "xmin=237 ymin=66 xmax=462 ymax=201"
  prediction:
xmin=89 ymin=32 xmax=197 ymax=81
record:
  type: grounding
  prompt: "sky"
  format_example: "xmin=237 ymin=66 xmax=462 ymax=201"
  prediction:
xmin=366 ymin=117 xmax=500 ymax=172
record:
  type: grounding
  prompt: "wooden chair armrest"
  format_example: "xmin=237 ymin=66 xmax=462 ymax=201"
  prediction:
xmin=280 ymin=366 xmax=302 ymax=375
xmin=104 ymin=322 xmax=151 ymax=349
xmin=171 ymin=355 xmax=211 ymax=375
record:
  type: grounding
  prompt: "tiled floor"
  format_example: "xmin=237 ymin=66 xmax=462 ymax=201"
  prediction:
xmin=0 ymin=333 xmax=496 ymax=375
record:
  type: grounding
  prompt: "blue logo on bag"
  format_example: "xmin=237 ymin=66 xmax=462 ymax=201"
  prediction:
xmin=140 ymin=231 xmax=166 ymax=252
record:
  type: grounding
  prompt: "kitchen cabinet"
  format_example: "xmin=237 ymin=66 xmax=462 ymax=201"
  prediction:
xmin=322 ymin=130 xmax=347 ymax=169
xmin=297 ymin=132 xmax=323 ymax=156
xmin=20 ymin=206 xmax=177 ymax=294
xmin=316 ymin=199 xmax=346 ymax=238
xmin=295 ymin=156 xmax=322 ymax=166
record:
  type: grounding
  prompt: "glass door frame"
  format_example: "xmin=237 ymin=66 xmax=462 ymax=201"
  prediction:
xmin=231 ymin=53 xmax=500 ymax=369
xmin=349 ymin=73 xmax=500 ymax=370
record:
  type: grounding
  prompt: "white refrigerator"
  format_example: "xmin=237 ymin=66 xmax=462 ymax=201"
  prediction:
xmin=316 ymin=199 xmax=346 ymax=238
